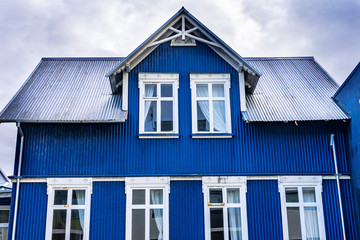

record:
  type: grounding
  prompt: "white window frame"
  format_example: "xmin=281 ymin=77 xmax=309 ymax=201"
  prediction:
xmin=138 ymin=73 xmax=179 ymax=135
xmin=278 ymin=176 xmax=326 ymax=240
xmin=0 ymin=205 xmax=10 ymax=239
xmin=202 ymin=176 xmax=248 ymax=240
xmin=190 ymin=73 xmax=232 ymax=135
xmin=125 ymin=177 xmax=170 ymax=240
xmin=45 ymin=178 xmax=92 ymax=240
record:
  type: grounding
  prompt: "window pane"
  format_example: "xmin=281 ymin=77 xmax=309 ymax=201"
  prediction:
xmin=52 ymin=210 xmax=67 ymax=240
xmin=213 ymin=84 xmax=225 ymax=97
xmin=210 ymin=208 xmax=224 ymax=240
xmin=145 ymin=84 xmax=157 ymax=97
xmin=132 ymin=190 xmax=145 ymax=205
xmin=228 ymin=208 xmax=242 ymax=240
xmin=285 ymin=188 xmax=299 ymax=203
xmin=213 ymin=100 xmax=226 ymax=132
xmin=0 ymin=227 xmax=8 ymax=240
xmin=161 ymin=84 xmax=172 ymax=97
xmin=286 ymin=207 xmax=302 ymax=240
xmin=197 ymin=101 xmax=210 ymax=131
xmin=210 ymin=188 xmax=223 ymax=203
xmin=304 ymin=207 xmax=320 ymax=240
xmin=150 ymin=209 xmax=163 ymax=240
xmin=196 ymin=84 xmax=208 ymax=97
xmin=72 ymin=190 xmax=85 ymax=205
xmin=54 ymin=190 xmax=68 ymax=205
xmin=0 ymin=210 xmax=9 ymax=223
xmin=227 ymin=188 xmax=240 ymax=203
xmin=132 ymin=209 xmax=145 ymax=240
xmin=303 ymin=187 xmax=316 ymax=203
xmin=161 ymin=101 xmax=173 ymax=131
xmin=145 ymin=101 xmax=157 ymax=132
xmin=150 ymin=189 xmax=163 ymax=205
xmin=70 ymin=209 xmax=84 ymax=240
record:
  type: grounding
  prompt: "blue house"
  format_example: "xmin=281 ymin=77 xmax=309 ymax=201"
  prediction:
xmin=0 ymin=7 xmax=358 ymax=240
xmin=333 ymin=62 xmax=360 ymax=234
xmin=0 ymin=169 xmax=11 ymax=240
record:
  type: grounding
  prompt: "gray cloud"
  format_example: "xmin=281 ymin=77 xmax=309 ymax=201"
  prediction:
xmin=0 ymin=0 xmax=359 ymax=176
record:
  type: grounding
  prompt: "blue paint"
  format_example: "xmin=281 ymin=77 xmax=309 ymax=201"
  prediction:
xmin=247 ymin=180 xmax=283 ymax=239
xmin=333 ymin=62 xmax=360 ymax=234
xmin=90 ymin=181 xmax=126 ymax=240
xmin=169 ymin=181 xmax=205 ymax=240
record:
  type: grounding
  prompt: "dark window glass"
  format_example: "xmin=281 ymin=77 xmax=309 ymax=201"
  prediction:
xmin=161 ymin=84 xmax=172 ymax=97
xmin=132 ymin=190 xmax=145 ymax=205
xmin=285 ymin=188 xmax=299 ymax=203
xmin=70 ymin=209 xmax=84 ymax=240
xmin=150 ymin=209 xmax=163 ymax=240
xmin=145 ymin=101 xmax=157 ymax=132
xmin=209 ymin=188 xmax=223 ymax=204
xmin=197 ymin=101 xmax=209 ymax=131
xmin=0 ymin=210 xmax=9 ymax=223
xmin=132 ymin=209 xmax=145 ymax=240
xmin=287 ymin=207 xmax=302 ymax=240
xmin=54 ymin=190 xmax=68 ymax=205
xmin=72 ymin=190 xmax=85 ymax=205
xmin=161 ymin=101 xmax=173 ymax=131
xmin=210 ymin=208 xmax=224 ymax=240
xmin=52 ymin=210 xmax=66 ymax=240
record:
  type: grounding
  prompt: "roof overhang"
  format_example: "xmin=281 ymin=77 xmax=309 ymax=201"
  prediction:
xmin=106 ymin=7 xmax=261 ymax=94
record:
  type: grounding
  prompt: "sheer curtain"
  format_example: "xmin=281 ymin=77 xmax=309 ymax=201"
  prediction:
xmin=197 ymin=86 xmax=210 ymax=128
xmin=213 ymin=101 xmax=226 ymax=132
xmin=151 ymin=191 xmax=163 ymax=240
xmin=73 ymin=191 xmax=85 ymax=233
xmin=144 ymin=85 xmax=156 ymax=119
xmin=304 ymin=207 xmax=319 ymax=240
xmin=227 ymin=191 xmax=241 ymax=240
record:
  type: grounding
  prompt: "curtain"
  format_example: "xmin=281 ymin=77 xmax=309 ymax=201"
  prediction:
xmin=304 ymin=207 xmax=319 ymax=240
xmin=78 ymin=210 xmax=84 ymax=236
xmin=151 ymin=191 xmax=163 ymax=240
xmin=303 ymin=189 xmax=316 ymax=202
xmin=197 ymin=85 xmax=210 ymax=129
xmin=227 ymin=190 xmax=241 ymax=240
xmin=144 ymin=85 xmax=156 ymax=119
xmin=213 ymin=101 xmax=226 ymax=132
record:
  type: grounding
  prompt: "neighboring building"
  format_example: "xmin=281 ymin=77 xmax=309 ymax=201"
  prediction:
xmin=333 ymin=62 xmax=360 ymax=234
xmin=0 ymin=169 xmax=11 ymax=240
xmin=0 ymin=7 xmax=358 ymax=240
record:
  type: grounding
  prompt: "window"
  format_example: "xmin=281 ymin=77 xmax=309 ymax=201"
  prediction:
xmin=45 ymin=178 xmax=92 ymax=240
xmin=139 ymin=73 xmax=179 ymax=136
xmin=0 ymin=206 xmax=10 ymax=240
xmin=125 ymin=177 xmax=170 ymax=240
xmin=190 ymin=74 xmax=232 ymax=135
xmin=278 ymin=176 xmax=326 ymax=240
xmin=203 ymin=176 xmax=248 ymax=240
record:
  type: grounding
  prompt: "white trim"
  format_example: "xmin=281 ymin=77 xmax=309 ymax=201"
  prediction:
xmin=190 ymin=73 xmax=232 ymax=134
xmin=45 ymin=178 xmax=92 ymax=240
xmin=278 ymin=176 xmax=326 ymax=240
xmin=239 ymin=71 xmax=247 ymax=112
xmin=125 ymin=177 xmax=170 ymax=240
xmin=138 ymin=135 xmax=179 ymax=139
xmin=202 ymin=176 xmax=248 ymax=240
xmin=138 ymin=73 xmax=179 ymax=135
xmin=122 ymin=71 xmax=129 ymax=111
xmin=192 ymin=134 xmax=232 ymax=139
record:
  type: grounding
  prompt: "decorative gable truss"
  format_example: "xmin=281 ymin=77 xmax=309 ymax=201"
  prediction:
xmin=107 ymin=8 xmax=261 ymax=112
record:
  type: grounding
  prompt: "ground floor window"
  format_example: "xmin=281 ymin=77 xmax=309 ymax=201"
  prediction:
xmin=278 ymin=176 xmax=326 ymax=240
xmin=202 ymin=176 xmax=248 ymax=240
xmin=125 ymin=177 xmax=170 ymax=240
xmin=0 ymin=205 xmax=10 ymax=240
xmin=45 ymin=178 xmax=92 ymax=240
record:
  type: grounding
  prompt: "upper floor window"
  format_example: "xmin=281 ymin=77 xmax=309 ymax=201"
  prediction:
xmin=139 ymin=73 xmax=179 ymax=135
xmin=203 ymin=176 xmax=248 ymax=240
xmin=0 ymin=206 xmax=10 ymax=240
xmin=278 ymin=176 xmax=326 ymax=240
xmin=45 ymin=178 xmax=92 ymax=240
xmin=190 ymin=74 xmax=232 ymax=135
xmin=125 ymin=177 xmax=170 ymax=240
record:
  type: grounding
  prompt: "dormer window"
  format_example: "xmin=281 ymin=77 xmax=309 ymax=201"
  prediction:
xmin=139 ymin=73 xmax=179 ymax=136
xmin=190 ymin=74 xmax=232 ymax=136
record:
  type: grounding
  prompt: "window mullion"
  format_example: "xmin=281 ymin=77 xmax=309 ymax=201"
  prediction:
xmin=145 ymin=188 xmax=150 ymax=240
xmin=65 ymin=208 xmax=71 ymax=240
xmin=209 ymin=83 xmax=214 ymax=132
xmin=298 ymin=187 xmax=307 ymax=240
xmin=223 ymin=188 xmax=229 ymax=240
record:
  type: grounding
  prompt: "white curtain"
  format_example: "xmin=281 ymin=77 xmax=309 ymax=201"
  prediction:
xmin=151 ymin=190 xmax=163 ymax=240
xmin=303 ymin=189 xmax=316 ymax=202
xmin=304 ymin=207 xmax=320 ymax=240
xmin=144 ymin=85 xmax=156 ymax=119
xmin=227 ymin=190 xmax=241 ymax=240
xmin=197 ymin=86 xmax=210 ymax=130
xmin=73 ymin=191 xmax=85 ymax=235
xmin=213 ymin=100 xmax=226 ymax=132
xmin=78 ymin=210 xmax=85 ymax=236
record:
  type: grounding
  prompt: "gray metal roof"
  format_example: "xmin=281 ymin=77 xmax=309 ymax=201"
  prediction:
xmin=0 ymin=58 xmax=127 ymax=123
xmin=243 ymin=57 xmax=349 ymax=122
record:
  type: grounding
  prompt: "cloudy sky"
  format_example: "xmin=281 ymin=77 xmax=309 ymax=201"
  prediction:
xmin=0 ymin=0 xmax=359 ymax=176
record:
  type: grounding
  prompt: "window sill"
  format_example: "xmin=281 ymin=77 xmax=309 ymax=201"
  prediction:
xmin=138 ymin=133 xmax=180 ymax=139
xmin=191 ymin=133 xmax=233 ymax=139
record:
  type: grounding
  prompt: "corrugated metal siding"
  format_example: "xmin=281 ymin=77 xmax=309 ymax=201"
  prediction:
xmin=247 ymin=180 xmax=283 ymax=239
xmin=322 ymin=179 xmax=359 ymax=240
xmin=90 ymin=181 xmax=126 ymax=240
xmin=169 ymin=181 xmax=204 ymax=240
xmin=7 ymin=183 xmax=47 ymax=240
xmin=16 ymin=42 xmax=349 ymax=176
xmin=0 ymin=58 xmax=126 ymax=122
xmin=243 ymin=58 xmax=349 ymax=122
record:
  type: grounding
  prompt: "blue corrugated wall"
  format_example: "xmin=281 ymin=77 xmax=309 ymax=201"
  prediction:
xmin=13 ymin=42 xmax=348 ymax=177
xmin=6 ymin=179 xmax=358 ymax=239
xmin=90 ymin=181 xmax=126 ymax=240
xmin=247 ymin=180 xmax=283 ymax=239
xmin=169 ymin=181 xmax=205 ymax=239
